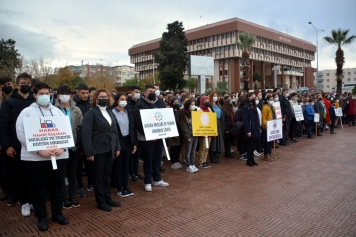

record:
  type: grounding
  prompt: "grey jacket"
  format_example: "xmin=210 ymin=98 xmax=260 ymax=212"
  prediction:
xmin=314 ymin=100 xmax=325 ymax=123
xmin=55 ymin=99 xmax=83 ymax=151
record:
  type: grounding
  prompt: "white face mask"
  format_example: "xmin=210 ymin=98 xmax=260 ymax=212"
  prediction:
xmin=213 ymin=96 xmax=218 ymax=102
xmin=190 ymin=105 xmax=196 ymax=111
xmin=286 ymin=93 xmax=289 ymax=97
xmin=258 ymin=96 xmax=262 ymax=100
xmin=119 ymin=101 xmax=127 ymax=108
xmin=299 ymin=103 xmax=304 ymax=106
xmin=162 ymin=98 xmax=165 ymax=102
xmin=59 ymin=95 xmax=70 ymax=103
xmin=133 ymin=93 xmax=140 ymax=100
xmin=274 ymin=98 xmax=279 ymax=102
xmin=155 ymin=90 xmax=160 ymax=97
xmin=37 ymin=94 xmax=50 ymax=107
xmin=255 ymin=99 xmax=260 ymax=105
xmin=192 ymin=94 xmax=195 ymax=98
xmin=268 ymin=100 xmax=274 ymax=105
xmin=336 ymin=100 xmax=339 ymax=102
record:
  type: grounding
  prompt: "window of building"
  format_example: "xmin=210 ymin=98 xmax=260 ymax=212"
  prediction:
xmin=214 ymin=35 xmax=217 ymax=41
xmin=327 ymin=85 xmax=330 ymax=88
xmin=326 ymin=73 xmax=330 ymax=76
xmin=347 ymin=78 xmax=351 ymax=81
xmin=227 ymin=33 xmax=230 ymax=38
xmin=232 ymin=32 xmax=235 ymax=37
xmin=225 ymin=59 xmax=228 ymax=64
xmin=354 ymin=78 xmax=356 ymax=81
xmin=222 ymin=34 xmax=225 ymax=39
xmin=230 ymin=45 xmax=233 ymax=50
xmin=326 ymin=79 xmax=330 ymax=82
xmin=347 ymin=72 xmax=351 ymax=75
xmin=354 ymin=71 xmax=356 ymax=74
xmin=225 ymin=46 xmax=228 ymax=51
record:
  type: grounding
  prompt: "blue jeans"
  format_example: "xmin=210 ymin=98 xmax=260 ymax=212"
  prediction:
xmin=140 ymin=140 xmax=163 ymax=184
xmin=307 ymin=120 xmax=314 ymax=138
xmin=185 ymin=137 xmax=198 ymax=166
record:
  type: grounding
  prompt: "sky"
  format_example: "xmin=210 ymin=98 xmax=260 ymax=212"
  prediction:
xmin=1 ymin=0 xmax=356 ymax=71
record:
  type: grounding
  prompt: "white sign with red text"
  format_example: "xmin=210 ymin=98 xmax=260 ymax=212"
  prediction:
xmin=273 ymin=102 xmax=282 ymax=119
xmin=23 ymin=116 xmax=74 ymax=152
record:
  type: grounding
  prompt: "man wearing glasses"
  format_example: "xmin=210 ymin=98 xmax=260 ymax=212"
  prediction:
xmin=0 ymin=72 xmax=36 ymax=216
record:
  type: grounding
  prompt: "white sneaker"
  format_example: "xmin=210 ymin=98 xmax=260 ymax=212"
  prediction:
xmin=65 ymin=177 xmax=69 ymax=186
xmin=21 ymin=203 xmax=31 ymax=217
xmin=171 ymin=162 xmax=183 ymax=169
xmin=230 ymin=149 xmax=234 ymax=153
xmin=153 ymin=180 xmax=169 ymax=187
xmin=192 ymin=165 xmax=199 ymax=172
xmin=144 ymin=184 xmax=152 ymax=192
xmin=254 ymin=150 xmax=261 ymax=156
xmin=186 ymin=166 xmax=195 ymax=173
xmin=176 ymin=162 xmax=183 ymax=168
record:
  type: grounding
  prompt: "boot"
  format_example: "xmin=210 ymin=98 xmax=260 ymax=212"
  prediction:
xmin=264 ymin=154 xmax=273 ymax=162
xmin=349 ymin=122 xmax=353 ymax=127
xmin=214 ymin=152 xmax=219 ymax=163
xmin=209 ymin=151 xmax=216 ymax=163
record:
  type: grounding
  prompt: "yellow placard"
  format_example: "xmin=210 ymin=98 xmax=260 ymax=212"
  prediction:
xmin=192 ymin=111 xmax=218 ymax=136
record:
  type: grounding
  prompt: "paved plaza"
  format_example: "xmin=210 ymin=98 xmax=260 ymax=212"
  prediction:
xmin=1 ymin=126 xmax=356 ymax=236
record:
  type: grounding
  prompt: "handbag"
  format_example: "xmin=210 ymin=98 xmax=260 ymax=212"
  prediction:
xmin=230 ymin=121 xmax=244 ymax=137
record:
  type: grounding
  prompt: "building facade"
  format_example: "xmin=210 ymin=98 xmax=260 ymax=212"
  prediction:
xmin=110 ymin=65 xmax=138 ymax=86
xmin=317 ymin=68 xmax=356 ymax=92
xmin=68 ymin=64 xmax=111 ymax=78
xmin=128 ymin=18 xmax=317 ymax=92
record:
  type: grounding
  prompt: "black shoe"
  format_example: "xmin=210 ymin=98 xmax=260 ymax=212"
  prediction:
xmin=135 ymin=173 xmax=144 ymax=180
xmin=247 ymin=163 xmax=254 ymax=167
xmin=130 ymin=175 xmax=138 ymax=182
xmin=253 ymin=161 xmax=259 ymax=166
xmin=107 ymin=199 xmax=121 ymax=207
xmin=7 ymin=194 xmax=18 ymax=206
xmin=280 ymin=141 xmax=288 ymax=146
xmin=160 ymin=166 xmax=167 ymax=173
xmin=52 ymin=215 xmax=69 ymax=225
xmin=97 ymin=203 xmax=112 ymax=212
xmin=0 ymin=191 xmax=8 ymax=201
xmin=317 ymin=133 xmax=323 ymax=136
xmin=125 ymin=188 xmax=134 ymax=196
xmin=225 ymin=154 xmax=234 ymax=158
xmin=291 ymin=139 xmax=298 ymax=143
xmin=63 ymin=200 xmax=72 ymax=209
xmin=117 ymin=189 xmax=130 ymax=198
xmin=38 ymin=218 xmax=48 ymax=231
xmin=70 ymin=198 xmax=80 ymax=208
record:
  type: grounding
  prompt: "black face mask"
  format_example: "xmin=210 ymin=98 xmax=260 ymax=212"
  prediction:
xmin=98 ymin=99 xmax=109 ymax=107
xmin=148 ymin=92 xmax=156 ymax=100
xmin=2 ymin=86 xmax=12 ymax=94
xmin=173 ymin=104 xmax=180 ymax=110
xmin=20 ymin=85 xmax=31 ymax=94
xmin=204 ymin=102 xmax=210 ymax=108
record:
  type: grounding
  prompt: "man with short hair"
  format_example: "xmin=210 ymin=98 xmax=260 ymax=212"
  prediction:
xmin=279 ymin=89 xmax=292 ymax=146
xmin=54 ymin=85 xmax=83 ymax=209
xmin=16 ymin=82 xmax=69 ymax=231
xmin=133 ymin=84 xmax=169 ymax=192
xmin=0 ymin=72 xmax=35 ymax=213
xmin=126 ymin=85 xmax=144 ymax=181
xmin=72 ymin=83 xmax=93 ymax=196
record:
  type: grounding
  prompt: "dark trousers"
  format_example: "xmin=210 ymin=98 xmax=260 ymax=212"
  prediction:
xmin=129 ymin=145 xmax=141 ymax=177
xmin=112 ymin=136 xmax=132 ymax=191
xmin=307 ymin=120 xmax=314 ymax=138
xmin=246 ymin=137 xmax=257 ymax=165
xmin=77 ymin=153 xmax=93 ymax=188
xmin=224 ymin=133 xmax=232 ymax=155
xmin=23 ymin=159 xmax=67 ymax=219
xmin=140 ymin=140 xmax=163 ymax=184
xmin=289 ymin=117 xmax=297 ymax=139
xmin=93 ymin=151 xmax=114 ymax=205
xmin=169 ymin=144 xmax=181 ymax=164
xmin=6 ymin=148 xmax=30 ymax=205
xmin=330 ymin=119 xmax=335 ymax=132
xmin=62 ymin=150 xmax=78 ymax=200
xmin=282 ymin=117 xmax=291 ymax=141
xmin=237 ymin=133 xmax=246 ymax=155
xmin=262 ymin=130 xmax=272 ymax=155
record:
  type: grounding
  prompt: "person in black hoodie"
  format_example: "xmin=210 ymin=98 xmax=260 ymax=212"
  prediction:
xmin=133 ymin=84 xmax=169 ymax=192
xmin=0 ymin=72 xmax=35 ymax=213
xmin=279 ymin=89 xmax=292 ymax=146
xmin=111 ymin=93 xmax=138 ymax=197
xmin=72 ymin=83 xmax=93 ymax=197
xmin=126 ymin=85 xmax=144 ymax=181
xmin=81 ymin=88 xmax=121 ymax=212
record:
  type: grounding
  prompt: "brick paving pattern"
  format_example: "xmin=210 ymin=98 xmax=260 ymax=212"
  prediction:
xmin=1 ymin=127 xmax=356 ymax=236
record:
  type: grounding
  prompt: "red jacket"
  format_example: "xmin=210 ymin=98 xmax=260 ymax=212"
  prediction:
xmin=348 ymin=99 xmax=356 ymax=115
xmin=323 ymin=98 xmax=331 ymax=122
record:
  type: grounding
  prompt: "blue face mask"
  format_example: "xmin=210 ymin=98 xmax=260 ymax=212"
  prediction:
xmin=37 ymin=94 xmax=50 ymax=106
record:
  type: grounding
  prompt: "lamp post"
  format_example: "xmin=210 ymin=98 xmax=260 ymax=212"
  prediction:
xmin=308 ymin=22 xmax=324 ymax=91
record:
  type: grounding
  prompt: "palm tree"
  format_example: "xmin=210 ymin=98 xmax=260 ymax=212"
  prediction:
xmin=236 ymin=32 xmax=256 ymax=91
xmin=324 ymin=28 xmax=356 ymax=95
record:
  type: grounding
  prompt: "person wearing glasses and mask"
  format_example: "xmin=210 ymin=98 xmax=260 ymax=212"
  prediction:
xmin=0 ymin=73 xmax=35 ymax=214
xmin=81 ymin=89 xmax=121 ymax=212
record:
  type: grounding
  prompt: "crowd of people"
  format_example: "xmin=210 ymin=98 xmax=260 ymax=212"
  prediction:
xmin=0 ymin=72 xmax=355 ymax=231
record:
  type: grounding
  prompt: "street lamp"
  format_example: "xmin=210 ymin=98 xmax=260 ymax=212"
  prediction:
xmin=308 ymin=22 xmax=324 ymax=91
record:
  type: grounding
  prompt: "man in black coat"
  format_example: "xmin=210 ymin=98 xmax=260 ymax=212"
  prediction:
xmin=279 ymin=89 xmax=292 ymax=145
xmin=0 ymin=72 xmax=35 ymax=212
xmin=133 ymin=84 xmax=169 ymax=192
xmin=126 ymin=85 xmax=144 ymax=181
xmin=72 ymin=83 xmax=93 ymax=196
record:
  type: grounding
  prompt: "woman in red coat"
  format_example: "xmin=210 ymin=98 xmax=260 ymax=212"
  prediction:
xmin=348 ymin=95 xmax=356 ymax=126
xmin=322 ymin=93 xmax=331 ymax=124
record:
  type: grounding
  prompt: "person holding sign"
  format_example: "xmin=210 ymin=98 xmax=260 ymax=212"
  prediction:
xmin=81 ymin=89 xmax=121 ymax=212
xmin=242 ymin=93 xmax=261 ymax=167
xmin=305 ymin=99 xmax=315 ymax=139
xmin=132 ymin=84 xmax=169 ymax=192
xmin=261 ymin=95 xmax=277 ymax=162
xmin=197 ymin=95 xmax=212 ymax=169
xmin=16 ymin=82 xmax=69 ymax=231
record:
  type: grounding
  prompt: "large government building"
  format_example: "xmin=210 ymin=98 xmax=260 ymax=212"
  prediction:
xmin=128 ymin=18 xmax=316 ymax=92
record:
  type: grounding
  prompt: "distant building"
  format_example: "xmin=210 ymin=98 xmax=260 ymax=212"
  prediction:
xmin=110 ymin=65 xmax=138 ymax=86
xmin=128 ymin=17 xmax=316 ymax=92
xmin=317 ymin=68 xmax=356 ymax=92
xmin=67 ymin=64 xmax=111 ymax=78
